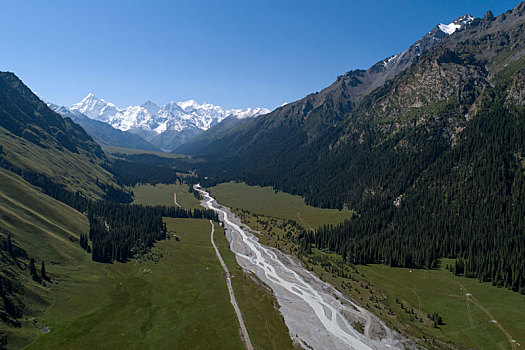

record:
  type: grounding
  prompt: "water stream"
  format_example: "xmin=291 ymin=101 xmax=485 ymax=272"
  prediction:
xmin=196 ymin=185 xmax=406 ymax=350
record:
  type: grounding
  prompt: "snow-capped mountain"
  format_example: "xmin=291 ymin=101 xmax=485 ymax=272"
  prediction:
xmin=346 ymin=14 xmax=476 ymax=98
xmin=71 ymin=94 xmax=269 ymax=139
xmin=377 ymin=14 xmax=475 ymax=71
xmin=48 ymin=103 xmax=161 ymax=152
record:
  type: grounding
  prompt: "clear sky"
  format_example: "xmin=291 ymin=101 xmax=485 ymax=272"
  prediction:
xmin=0 ymin=0 xmax=519 ymax=109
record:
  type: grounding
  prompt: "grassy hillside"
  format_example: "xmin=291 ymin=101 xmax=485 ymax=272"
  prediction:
xmin=0 ymin=168 xmax=90 ymax=348
xmin=0 ymin=72 xmax=116 ymax=198
xmin=0 ymin=168 xmax=87 ymax=263
xmin=0 ymin=126 xmax=114 ymax=199
xmin=208 ymin=182 xmax=354 ymax=230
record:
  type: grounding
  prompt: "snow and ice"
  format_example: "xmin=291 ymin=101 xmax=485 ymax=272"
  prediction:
xmin=70 ymin=94 xmax=270 ymax=139
xmin=439 ymin=14 xmax=474 ymax=35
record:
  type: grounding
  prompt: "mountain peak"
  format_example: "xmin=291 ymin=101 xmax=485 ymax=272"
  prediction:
xmin=142 ymin=100 xmax=158 ymax=107
xmin=82 ymin=92 xmax=96 ymax=101
xmin=483 ymin=10 xmax=494 ymax=20
xmin=178 ymin=99 xmax=200 ymax=110
xmin=71 ymin=93 xmax=119 ymax=121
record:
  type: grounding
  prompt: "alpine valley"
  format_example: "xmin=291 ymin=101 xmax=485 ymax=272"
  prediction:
xmin=1 ymin=2 xmax=525 ymax=350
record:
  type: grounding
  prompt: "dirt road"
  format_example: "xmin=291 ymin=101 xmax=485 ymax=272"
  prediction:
xmin=209 ymin=220 xmax=254 ymax=350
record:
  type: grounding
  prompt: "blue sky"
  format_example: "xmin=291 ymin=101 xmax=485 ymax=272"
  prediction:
xmin=0 ymin=0 xmax=519 ymax=109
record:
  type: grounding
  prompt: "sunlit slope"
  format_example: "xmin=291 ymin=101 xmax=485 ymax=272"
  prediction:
xmin=0 ymin=168 xmax=88 ymax=263
xmin=0 ymin=72 xmax=115 ymax=198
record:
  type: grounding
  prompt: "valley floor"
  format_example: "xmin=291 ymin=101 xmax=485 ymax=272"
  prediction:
xmin=9 ymin=180 xmax=524 ymax=350
xmin=209 ymin=181 xmax=525 ymax=350
xmin=26 ymin=218 xmax=293 ymax=350
xmin=19 ymin=183 xmax=293 ymax=350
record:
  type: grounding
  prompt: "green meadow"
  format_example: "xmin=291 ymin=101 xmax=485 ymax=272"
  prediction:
xmin=360 ymin=261 xmax=525 ymax=350
xmin=102 ymin=146 xmax=187 ymax=159
xmin=23 ymin=183 xmax=293 ymax=349
xmin=28 ymin=218 xmax=246 ymax=349
xmin=131 ymin=183 xmax=201 ymax=209
xmin=209 ymin=182 xmax=355 ymax=230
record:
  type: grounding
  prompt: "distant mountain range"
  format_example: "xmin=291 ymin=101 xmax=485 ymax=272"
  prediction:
xmin=48 ymin=103 xmax=161 ymax=152
xmin=64 ymin=94 xmax=269 ymax=151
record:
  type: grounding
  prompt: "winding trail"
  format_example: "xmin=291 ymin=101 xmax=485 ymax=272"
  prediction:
xmin=209 ymin=220 xmax=254 ymax=350
xmin=173 ymin=191 xmax=181 ymax=208
xmin=196 ymin=185 xmax=409 ymax=350
xmin=446 ymin=278 xmax=517 ymax=350
xmin=297 ymin=212 xmax=314 ymax=231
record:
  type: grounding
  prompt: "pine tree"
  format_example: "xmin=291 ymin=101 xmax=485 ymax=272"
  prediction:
xmin=41 ymin=261 xmax=47 ymax=281
xmin=29 ymin=258 xmax=38 ymax=281
xmin=6 ymin=234 xmax=13 ymax=256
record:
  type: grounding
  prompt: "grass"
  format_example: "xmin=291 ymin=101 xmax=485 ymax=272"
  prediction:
xmin=0 ymin=168 xmax=90 ymax=348
xmin=27 ymin=218 xmax=294 ymax=350
xmin=208 ymin=182 xmax=355 ymax=230
xmin=131 ymin=183 xmax=201 ymax=209
xmin=358 ymin=262 xmax=525 ymax=350
xmin=102 ymin=145 xmax=187 ymax=159
xmin=0 ymin=168 xmax=88 ymax=264
xmin=28 ymin=219 xmax=245 ymax=350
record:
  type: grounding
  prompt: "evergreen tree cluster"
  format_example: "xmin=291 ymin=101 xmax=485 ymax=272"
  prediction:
xmin=86 ymin=201 xmax=217 ymax=263
xmin=28 ymin=258 xmax=48 ymax=283
xmin=79 ymin=233 xmax=91 ymax=252
xmin=301 ymin=93 xmax=525 ymax=293
xmin=0 ymin=234 xmax=27 ymax=326
xmin=106 ymin=158 xmax=179 ymax=187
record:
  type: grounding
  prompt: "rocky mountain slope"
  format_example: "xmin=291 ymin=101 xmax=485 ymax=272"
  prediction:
xmin=175 ymin=115 xmax=254 ymax=154
xmin=178 ymin=14 xmax=476 ymax=157
xmin=71 ymin=94 xmax=269 ymax=151
xmin=190 ymin=4 xmax=525 ymax=198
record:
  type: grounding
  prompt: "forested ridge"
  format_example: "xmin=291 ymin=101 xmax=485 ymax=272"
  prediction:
xmin=106 ymin=158 xmax=179 ymax=187
xmin=301 ymin=86 xmax=525 ymax=293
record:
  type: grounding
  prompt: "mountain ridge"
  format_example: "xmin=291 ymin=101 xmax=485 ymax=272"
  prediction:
xmin=70 ymin=94 xmax=270 ymax=151
xmin=49 ymin=104 xmax=161 ymax=152
xmin=0 ymin=72 xmax=116 ymax=198
xmin=177 ymin=13 xmax=477 ymax=157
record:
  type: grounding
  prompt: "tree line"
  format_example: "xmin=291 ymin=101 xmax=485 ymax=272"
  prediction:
xmin=105 ymin=158 xmax=179 ymax=187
